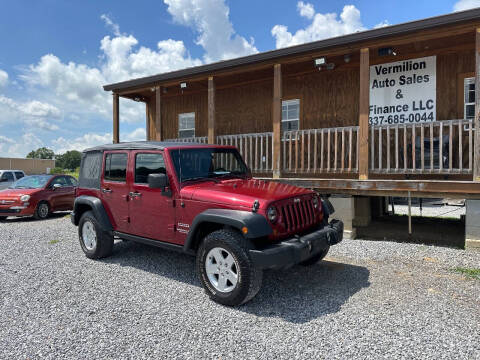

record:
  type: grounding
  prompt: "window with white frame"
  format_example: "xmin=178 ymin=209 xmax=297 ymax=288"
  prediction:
xmin=464 ymin=78 xmax=475 ymax=120
xmin=282 ymin=99 xmax=300 ymax=131
xmin=178 ymin=112 xmax=195 ymax=138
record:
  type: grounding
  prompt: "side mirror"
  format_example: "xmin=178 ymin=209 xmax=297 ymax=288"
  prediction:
xmin=52 ymin=183 xmax=62 ymax=190
xmin=148 ymin=173 xmax=168 ymax=189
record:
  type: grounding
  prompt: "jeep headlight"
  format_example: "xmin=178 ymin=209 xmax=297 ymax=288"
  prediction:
xmin=312 ymin=195 xmax=319 ymax=209
xmin=267 ymin=206 xmax=277 ymax=223
xmin=20 ymin=194 xmax=30 ymax=202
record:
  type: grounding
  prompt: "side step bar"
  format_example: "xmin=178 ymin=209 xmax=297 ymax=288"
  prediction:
xmin=113 ymin=231 xmax=192 ymax=254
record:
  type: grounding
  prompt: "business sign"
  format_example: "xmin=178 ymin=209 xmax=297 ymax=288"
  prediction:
xmin=369 ymin=56 xmax=436 ymax=125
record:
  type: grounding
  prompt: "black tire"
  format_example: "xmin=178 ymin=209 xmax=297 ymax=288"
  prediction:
xmin=0 ymin=216 xmax=7 ymax=221
xmin=78 ymin=210 xmax=113 ymax=259
xmin=196 ymin=229 xmax=263 ymax=306
xmin=299 ymin=246 xmax=330 ymax=266
xmin=34 ymin=201 xmax=50 ymax=220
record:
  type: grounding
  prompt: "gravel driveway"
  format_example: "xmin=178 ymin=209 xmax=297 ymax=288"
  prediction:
xmin=1 ymin=215 xmax=479 ymax=359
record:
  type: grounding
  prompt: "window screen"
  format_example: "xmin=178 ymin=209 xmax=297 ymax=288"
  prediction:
xmin=104 ymin=153 xmax=128 ymax=182
xmin=135 ymin=153 xmax=166 ymax=183
xmin=78 ymin=151 xmax=102 ymax=189
xmin=282 ymin=99 xmax=300 ymax=131
xmin=178 ymin=112 xmax=195 ymax=138
xmin=465 ymin=78 xmax=475 ymax=120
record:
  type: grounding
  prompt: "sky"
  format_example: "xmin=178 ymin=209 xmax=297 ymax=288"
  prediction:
xmin=0 ymin=0 xmax=479 ymax=157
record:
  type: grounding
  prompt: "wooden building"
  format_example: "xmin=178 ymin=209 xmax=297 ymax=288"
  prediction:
xmin=104 ymin=8 xmax=480 ymax=202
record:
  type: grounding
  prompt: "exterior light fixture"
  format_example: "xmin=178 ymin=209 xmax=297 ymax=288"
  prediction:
xmin=314 ymin=57 xmax=326 ymax=67
xmin=378 ymin=47 xmax=396 ymax=56
xmin=180 ymin=82 xmax=187 ymax=89
xmin=344 ymin=54 xmax=351 ymax=63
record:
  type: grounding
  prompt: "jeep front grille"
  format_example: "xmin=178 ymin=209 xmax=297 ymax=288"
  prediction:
xmin=278 ymin=198 xmax=316 ymax=232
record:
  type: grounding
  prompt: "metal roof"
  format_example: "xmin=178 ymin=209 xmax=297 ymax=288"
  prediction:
xmin=104 ymin=8 xmax=480 ymax=92
xmin=83 ymin=141 xmax=223 ymax=152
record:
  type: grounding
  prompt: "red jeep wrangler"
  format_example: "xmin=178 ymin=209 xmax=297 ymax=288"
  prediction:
xmin=71 ymin=142 xmax=343 ymax=305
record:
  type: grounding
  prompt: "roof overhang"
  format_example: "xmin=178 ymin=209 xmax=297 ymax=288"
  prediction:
xmin=103 ymin=8 xmax=480 ymax=92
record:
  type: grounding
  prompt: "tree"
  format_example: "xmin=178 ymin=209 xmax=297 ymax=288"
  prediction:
xmin=55 ymin=150 xmax=82 ymax=170
xmin=26 ymin=147 xmax=55 ymax=159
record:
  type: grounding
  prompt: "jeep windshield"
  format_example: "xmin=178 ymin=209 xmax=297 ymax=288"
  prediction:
xmin=170 ymin=148 xmax=248 ymax=183
xmin=9 ymin=175 xmax=52 ymax=189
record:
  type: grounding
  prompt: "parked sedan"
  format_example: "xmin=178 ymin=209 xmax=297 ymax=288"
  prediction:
xmin=0 ymin=175 xmax=77 ymax=220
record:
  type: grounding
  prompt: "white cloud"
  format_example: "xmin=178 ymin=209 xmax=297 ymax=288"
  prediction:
xmin=271 ymin=4 xmax=366 ymax=48
xmin=1 ymin=132 xmax=44 ymax=158
xmin=0 ymin=69 xmax=8 ymax=87
xmin=164 ymin=0 xmax=258 ymax=62
xmin=453 ymin=0 xmax=480 ymax=11
xmin=51 ymin=127 xmax=146 ymax=153
xmin=100 ymin=14 xmax=122 ymax=37
xmin=374 ymin=20 xmax=390 ymax=29
xmin=297 ymin=1 xmax=315 ymax=19
xmin=0 ymin=95 xmax=60 ymax=119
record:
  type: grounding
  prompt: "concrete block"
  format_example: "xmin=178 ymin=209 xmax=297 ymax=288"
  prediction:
xmin=465 ymin=200 xmax=480 ymax=250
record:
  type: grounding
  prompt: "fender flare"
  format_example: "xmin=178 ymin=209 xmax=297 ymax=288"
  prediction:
xmin=183 ymin=208 xmax=272 ymax=253
xmin=72 ymin=195 xmax=113 ymax=231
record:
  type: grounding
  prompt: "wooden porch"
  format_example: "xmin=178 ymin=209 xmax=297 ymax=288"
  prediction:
xmin=105 ymin=9 xmax=480 ymax=199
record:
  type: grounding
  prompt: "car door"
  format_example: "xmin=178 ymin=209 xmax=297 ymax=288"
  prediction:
xmin=128 ymin=151 xmax=176 ymax=242
xmin=49 ymin=175 xmax=71 ymax=210
xmin=101 ymin=151 xmax=131 ymax=233
xmin=0 ymin=171 xmax=15 ymax=190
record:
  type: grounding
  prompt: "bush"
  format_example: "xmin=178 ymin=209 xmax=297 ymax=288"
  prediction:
xmin=51 ymin=167 xmax=65 ymax=175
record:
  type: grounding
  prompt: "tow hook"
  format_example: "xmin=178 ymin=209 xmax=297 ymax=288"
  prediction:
xmin=298 ymin=235 xmax=312 ymax=252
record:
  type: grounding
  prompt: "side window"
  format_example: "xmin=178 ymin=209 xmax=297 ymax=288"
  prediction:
xmin=135 ymin=153 xmax=166 ymax=184
xmin=282 ymin=99 xmax=300 ymax=131
xmin=15 ymin=172 xmax=24 ymax=179
xmin=2 ymin=172 xmax=14 ymax=182
xmin=464 ymin=77 xmax=475 ymax=120
xmin=178 ymin=112 xmax=195 ymax=138
xmin=78 ymin=151 xmax=102 ymax=189
xmin=52 ymin=176 xmax=68 ymax=187
xmin=104 ymin=153 xmax=128 ymax=182
xmin=67 ymin=176 xmax=78 ymax=186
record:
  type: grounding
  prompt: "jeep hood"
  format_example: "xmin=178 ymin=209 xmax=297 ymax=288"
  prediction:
xmin=181 ymin=179 xmax=313 ymax=209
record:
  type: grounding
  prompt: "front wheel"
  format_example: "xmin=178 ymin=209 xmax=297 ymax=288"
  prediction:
xmin=34 ymin=201 xmax=50 ymax=220
xmin=196 ymin=229 xmax=263 ymax=306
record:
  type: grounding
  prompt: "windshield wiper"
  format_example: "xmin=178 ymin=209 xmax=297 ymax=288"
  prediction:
xmin=182 ymin=176 xmax=219 ymax=184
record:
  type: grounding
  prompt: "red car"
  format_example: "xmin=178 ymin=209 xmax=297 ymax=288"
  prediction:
xmin=0 ymin=174 xmax=77 ymax=220
xmin=71 ymin=142 xmax=343 ymax=305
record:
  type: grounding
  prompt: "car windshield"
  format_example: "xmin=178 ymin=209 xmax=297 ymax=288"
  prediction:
xmin=9 ymin=175 xmax=52 ymax=189
xmin=170 ymin=148 xmax=248 ymax=183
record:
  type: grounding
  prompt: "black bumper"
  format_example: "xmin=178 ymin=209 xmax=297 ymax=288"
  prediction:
xmin=249 ymin=219 xmax=344 ymax=269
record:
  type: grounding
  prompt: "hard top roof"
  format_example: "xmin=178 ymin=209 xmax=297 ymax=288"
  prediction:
xmin=83 ymin=141 xmax=228 ymax=152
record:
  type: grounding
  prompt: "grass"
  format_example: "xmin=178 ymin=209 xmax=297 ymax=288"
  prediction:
xmin=452 ymin=267 xmax=480 ymax=280
xmin=48 ymin=239 xmax=60 ymax=245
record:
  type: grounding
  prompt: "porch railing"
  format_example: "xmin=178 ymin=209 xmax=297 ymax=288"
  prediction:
xmin=282 ymin=127 xmax=359 ymax=174
xmin=165 ymin=136 xmax=208 ymax=143
xmin=217 ymin=132 xmax=273 ymax=173
xmin=369 ymin=119 xmax=474 ymax=175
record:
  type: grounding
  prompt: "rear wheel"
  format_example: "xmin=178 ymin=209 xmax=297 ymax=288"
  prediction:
xmin=196 ymin=229 xmax=263 ymax=306
xmin=299 ymin=246 xmax=330 ymax=266
xmin=34 ymin=201 xmax=50 ymax=220
xmin=0 ymin=216 xmax=7 ymax=221
xmin=78 ymin=210 xmax=113 ymax=259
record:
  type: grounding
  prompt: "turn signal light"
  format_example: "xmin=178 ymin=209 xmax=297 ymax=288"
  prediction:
xmin=242 ymin=227 xmax=248 ymax=235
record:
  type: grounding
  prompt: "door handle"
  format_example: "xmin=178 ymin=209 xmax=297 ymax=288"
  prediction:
xmin=129 ymin=192 xmax=142 ymax=198
xmin=101 ymin=188 xmax=112 ymax=193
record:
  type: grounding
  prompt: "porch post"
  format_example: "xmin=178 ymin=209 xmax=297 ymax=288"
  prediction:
xmin=474 ymin=29 xmax=480 ymax=181
xmin=208 ymin=76 xmax=216 ymax=144
xmin=272 ymin=63 xmax=282 ymax=178
xmin=145 ymin=100 xmax=150 ymax=140
xmin=155 ymin=86 xmax=162 ymax=141
xmin=113 ymin=93 xmax=119 ymax=144
xmin=358 ymin=48 xmax=370 ymax=180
